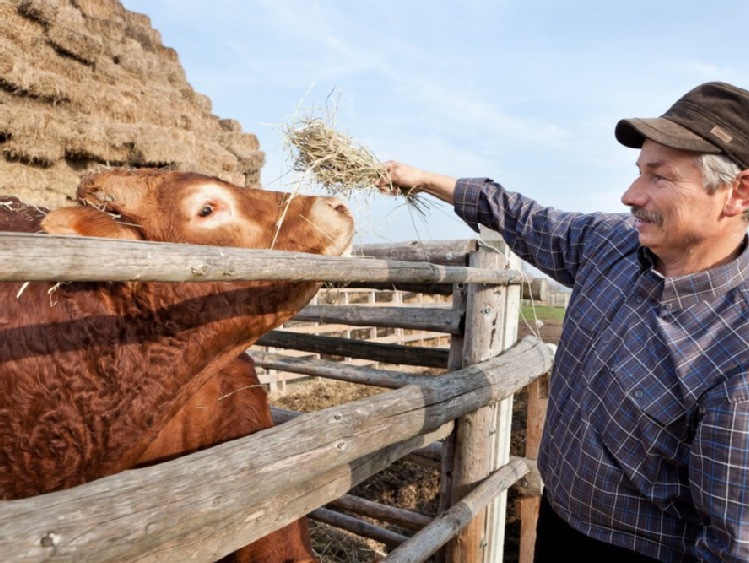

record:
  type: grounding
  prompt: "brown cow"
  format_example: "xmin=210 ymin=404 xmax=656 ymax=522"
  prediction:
xmin=0 ymin=169 xmax=354 ymax=562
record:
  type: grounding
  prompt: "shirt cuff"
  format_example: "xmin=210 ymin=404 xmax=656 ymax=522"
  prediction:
xmin=454 ymin=177 xmax=494 ymax=233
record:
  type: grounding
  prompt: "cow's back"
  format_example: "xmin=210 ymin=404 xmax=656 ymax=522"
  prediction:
xmin=0 ymin=197 xmax=47 ymax=233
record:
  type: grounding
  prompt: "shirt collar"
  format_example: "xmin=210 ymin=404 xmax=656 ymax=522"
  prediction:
xmin=636 ymin=235 xmax=749 ymax=310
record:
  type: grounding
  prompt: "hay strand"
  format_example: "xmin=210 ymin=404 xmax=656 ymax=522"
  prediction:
xmin=285 ymin=116 xmax=386 ymax=194
xmin=281 ymin=105 xmax=429 ymax=215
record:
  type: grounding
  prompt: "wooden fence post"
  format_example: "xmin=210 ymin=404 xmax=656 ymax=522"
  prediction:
xmin=447 ymin=243 xmax=506 ymax=562
xmin=485 ymin=235 xmax=522 ymax=563
xmin=436 ymin=279 xmax=467 ymax=563
xmin=518 ymin=375 xmax=548 ymax=562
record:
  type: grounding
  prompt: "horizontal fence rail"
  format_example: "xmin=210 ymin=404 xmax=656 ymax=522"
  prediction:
xmin=256 ymin=331 xmax=450 ymax=368
xmin=351 ymin=240 xmax=478 ymax=266
xmin=0 ymin=337 xmax=553 ymax=562
xmin=328 ymin=278 xmax=547 ymax=300
xmin=270 ymin=406 xmax=544 ymax=498
xmin=293 ymin=304 xmax=463 ymax=335
xmin=255 ymin=352 xmax=437 ymax=389
xmin=0 ymin=233 xmax=526 ymax=285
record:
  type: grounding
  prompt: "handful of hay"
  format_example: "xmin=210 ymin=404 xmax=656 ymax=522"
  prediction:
xmin=282 ymin=115 xmax=426 ymax=212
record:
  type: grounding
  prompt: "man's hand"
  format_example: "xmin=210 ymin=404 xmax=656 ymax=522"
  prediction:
xmin=378 ymin=160 xmax=458 ymax=204
xmin=378 ymin=161 xmax=429 ymax=191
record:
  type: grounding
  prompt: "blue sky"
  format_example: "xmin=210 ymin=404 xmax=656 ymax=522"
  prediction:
xmin=121 ymin=0 xmax=749 ymax=245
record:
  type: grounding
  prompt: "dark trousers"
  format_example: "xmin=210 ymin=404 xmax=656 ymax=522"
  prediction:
xmin=534 ymin=493 xmax=660 ymax=562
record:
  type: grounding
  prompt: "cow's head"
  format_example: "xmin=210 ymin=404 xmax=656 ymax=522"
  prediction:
xmin=41 ymin=169 xmax=354 ymax=256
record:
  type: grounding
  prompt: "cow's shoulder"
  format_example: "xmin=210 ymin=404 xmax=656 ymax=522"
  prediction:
xmin=0 ymin=197 xmax=48 ymax=234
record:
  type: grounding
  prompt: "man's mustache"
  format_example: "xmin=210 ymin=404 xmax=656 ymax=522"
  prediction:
xmin=630 ymin=207 xmax=663 ymax=226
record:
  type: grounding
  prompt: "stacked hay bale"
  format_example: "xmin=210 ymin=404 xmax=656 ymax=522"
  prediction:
xmin=0 ymin=0 xmax=265 ymax=207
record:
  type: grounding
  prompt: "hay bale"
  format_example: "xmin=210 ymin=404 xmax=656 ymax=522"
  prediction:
xmin=220 ymin=131 xmax=261 ymax=157
xmin=47 ymin=26 xmax=102 ymax=65
xmin=0 ymin=1 xmax=41 ymax=52
xmin=17 ymin=0 xmax=60 ymax=27
xmin=0 ymin=41 xmax=72 ymax=102
xmin=192 ymin=138 xmax=240 ymax=174
xmin=155 ymin=44 xmax=180 ymax=64
xmin=0 ymin=31 xmax=89 ymax=86
xmin=71 ymin=0 xmax=123 ymax=20
xmin=235 ymin=150 xmax=266 ymax=175
xmin=3 ymin=135 xmax=64 ymax=167
xmin=134 ymin=127 xmax=194 ymax=167
xmin=85 ymin=16 xmax=126 ymax=44
xmin=122 ymin=10 xmax=161 ymax=51
xmin=0 ymin=158 xmax=80 ymax=206
xmin=65 ymin=120 xmax=134 ymax=164
xmin=0 ymin=0 xmax=266 ymax=207
xmin=108 ymin=37 xmax=148 ymax=76
xmin=219 ymin=118 xmax=242 ymax=132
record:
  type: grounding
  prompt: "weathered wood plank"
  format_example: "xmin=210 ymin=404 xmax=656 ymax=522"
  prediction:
xmin=435 ymin=276 xmax=469 ymax=563
xmin=0 ymin=233 xmax=523 ymax=285
xmin=486 ymin=236 xmax=523 ymax=563
xmin=383 ymin=459 xmax=529 ymax=563
xmin=271 ymin=407 xmax=544 ymax=496
xmin=326 ymin=494 xmax=433 ymax=532
xmin=518 ymin=374 xmax=550 ymax=563
xmin=0 ymin=337 xmax=552 ymax=562
xmin=353 ymin=240 xmax=477 ymax=266
xmin=333 ymin=281 xmax=458 ymax=296
xmin=310 ymin=507 xmax=408 ymax=549
xmin=255 ymin=331 xmax=450 ymax=368
xmin=450 ymin=246 xmax=505 ymax=563
xmin=329 ymin=277 xmax=547 ymax=301
xmin=405 ymin=452 xmax=542 ymax=497
xmin=255 ymin=352 xmax=437 ymax=388
xmin=293 ymin=304 xmax=463 ymax=335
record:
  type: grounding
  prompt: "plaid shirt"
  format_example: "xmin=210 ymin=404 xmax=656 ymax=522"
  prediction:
xmin=454 ymin=178 xmax=749 ymax=562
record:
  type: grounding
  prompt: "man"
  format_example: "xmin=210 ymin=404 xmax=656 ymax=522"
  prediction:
xmin=381 ymin=82 xmax=749 ymax=561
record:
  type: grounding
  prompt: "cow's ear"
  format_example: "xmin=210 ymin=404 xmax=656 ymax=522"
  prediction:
xmin=41 ymin=207 xmax=142 ymax=240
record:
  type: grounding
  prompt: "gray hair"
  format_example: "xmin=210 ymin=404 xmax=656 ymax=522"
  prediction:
xmin=696 ymin=153 xmax=741 ymax=194
xmin=694 ymin=153 xmax=748 ymax=221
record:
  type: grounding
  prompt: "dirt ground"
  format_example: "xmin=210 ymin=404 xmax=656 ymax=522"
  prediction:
xmin=269 ymin=317 xmax=564 ymax=562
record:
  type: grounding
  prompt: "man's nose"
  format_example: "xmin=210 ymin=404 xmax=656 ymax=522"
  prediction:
xmin=621 ymin=177 xmax=646 ymax=208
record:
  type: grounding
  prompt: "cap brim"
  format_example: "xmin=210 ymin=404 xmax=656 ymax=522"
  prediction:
xmin=615 ymin=117 xmax=722 ymax=153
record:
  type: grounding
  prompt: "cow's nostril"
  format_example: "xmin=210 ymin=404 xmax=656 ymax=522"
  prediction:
xmin=328 ymin=199 xmax=350 ymax=215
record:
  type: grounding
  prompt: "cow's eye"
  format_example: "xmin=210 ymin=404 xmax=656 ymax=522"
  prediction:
xmin=197 ymin=205 xmax=214 ymax=218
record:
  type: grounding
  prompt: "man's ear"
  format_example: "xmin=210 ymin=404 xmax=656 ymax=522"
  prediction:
xmin=41 ymin=207 xmax=142 ymax=240
xmin=723 ymin=170 xmax=749 ymax=218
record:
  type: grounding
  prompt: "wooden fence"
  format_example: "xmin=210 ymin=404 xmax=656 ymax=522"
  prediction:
xmin=0 ymin=234 xmax=554 ymax=563
xmin=255 ymin=287 xmax=452 ymax=391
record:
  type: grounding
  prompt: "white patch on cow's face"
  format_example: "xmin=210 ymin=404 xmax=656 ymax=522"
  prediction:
xmin=182 ymin=183 xmax=238 ymax=229
xmin=180 ymin=182 xmax=266 ymax=247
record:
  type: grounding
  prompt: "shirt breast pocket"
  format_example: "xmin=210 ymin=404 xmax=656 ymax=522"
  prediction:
xmin=598 ymin=366 xmax=691 ymax=464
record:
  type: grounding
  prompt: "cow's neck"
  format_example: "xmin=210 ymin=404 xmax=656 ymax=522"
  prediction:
xmin=108 ymin=279 xmax=322 ymax=472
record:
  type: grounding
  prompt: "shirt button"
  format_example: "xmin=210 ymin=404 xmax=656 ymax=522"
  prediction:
xmin=634 ymin=390 xmax=643 ymax=399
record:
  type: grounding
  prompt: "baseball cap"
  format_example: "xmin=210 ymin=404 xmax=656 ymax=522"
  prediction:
xmin=615 ymin=82 xmax=749 ymax=170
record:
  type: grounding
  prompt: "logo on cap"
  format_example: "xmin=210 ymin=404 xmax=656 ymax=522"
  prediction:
xmin=710 ymin=125 xmax=733 ymax=144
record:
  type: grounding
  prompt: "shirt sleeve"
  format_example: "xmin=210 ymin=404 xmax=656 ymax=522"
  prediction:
xmin=453 ymin=177 xmax=623 ymax=286
xmin=691 ymin=392 xmax=749 ymax=561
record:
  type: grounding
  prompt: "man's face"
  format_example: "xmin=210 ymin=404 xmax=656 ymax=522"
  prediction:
xmin=620 ymin=140 xmax=731 ymax=268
